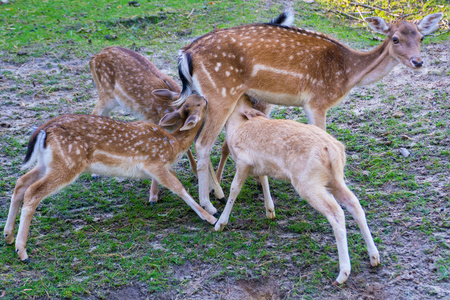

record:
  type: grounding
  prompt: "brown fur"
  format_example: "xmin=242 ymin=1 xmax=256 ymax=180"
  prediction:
xmin=90 ymin=46 xmax=196 ymax=202
xmin=90 ymin=46 xmax=181 ymax=121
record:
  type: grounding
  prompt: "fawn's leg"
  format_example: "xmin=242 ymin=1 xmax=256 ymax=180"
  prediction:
xmin=4 ymin=167 xmax=44 ymax=245
xmin=332 ymin=182 xmax=380 ymax=267
xmin=296 ymin=185 xmax=350 ymax=284
xmin=149 ymin=168 xmax=217 ymax=225
xmin=215 ymin=164 xmax=251 ymax=231
xmin=259 ymin=176 xmax=275 ymax=219
xmin=15 ymin=170 xmax=81 ymax=261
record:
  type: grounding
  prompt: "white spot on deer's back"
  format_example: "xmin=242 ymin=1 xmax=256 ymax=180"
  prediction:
xmin=222 ymin=88 xmax=227 ymax=97
xmin=215 ymin=62 xmax=222 ymax=72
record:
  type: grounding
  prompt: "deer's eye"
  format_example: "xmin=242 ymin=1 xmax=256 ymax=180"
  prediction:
xmin=420 ymin=36 xmax=424 ymax=42
xmin=392 ymin=36 xmax=399 ymax=44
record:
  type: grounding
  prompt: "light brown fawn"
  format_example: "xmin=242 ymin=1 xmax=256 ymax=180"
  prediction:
xmin=90 ymin=46 xmax=198 ymax=203
xmin=214 ymin=95 xmax=379 ymax=284
xmin=4 ymin=94 xmax=217 ymax=262
xmin=176 ymin=11 xmax=443 ymax=215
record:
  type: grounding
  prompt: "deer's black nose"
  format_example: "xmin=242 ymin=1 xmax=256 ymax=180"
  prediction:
xmin=412 ymin=59 xmax=423 ymax=68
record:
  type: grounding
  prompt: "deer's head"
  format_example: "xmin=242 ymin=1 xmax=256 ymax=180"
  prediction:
xmin=366 ymin=13 xmax=443 ymax=69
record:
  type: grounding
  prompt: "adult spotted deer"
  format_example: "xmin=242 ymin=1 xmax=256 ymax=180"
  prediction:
xmin=214 ymin=95 xmax=379 ymax=284
xmin=176 ymin=11 xmax=443 ymax=215
xmin=4 ymin=94 xmax=217 ymax=262
xmin=90 ymin=46 xmax=198 ymax=203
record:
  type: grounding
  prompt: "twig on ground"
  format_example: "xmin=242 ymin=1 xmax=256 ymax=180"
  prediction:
xmin=350 ymin=1 xmax=390 ymax=13
xmin=187 ymin=8 xmax=194 ymax=19
xmin=331 ymin=9 xmax=362 ymax=21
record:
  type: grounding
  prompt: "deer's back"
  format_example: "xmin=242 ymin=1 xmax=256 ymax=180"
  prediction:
xmin=228 ymin=117 xmax=344 ymax=179
xmin=91 ymin=47 xmax=181 ymax=122
xmin=184 ymin=24 xmax=351 ymax=102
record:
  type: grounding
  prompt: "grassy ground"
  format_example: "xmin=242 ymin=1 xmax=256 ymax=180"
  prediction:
xmin=0 ymin=0 xmax=449 ymax=299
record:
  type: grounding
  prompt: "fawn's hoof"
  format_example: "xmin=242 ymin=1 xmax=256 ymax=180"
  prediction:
xmin=4 ymin=234 xmax=14 ymax=245
xmin=21 ymin=258 xmax=30 ymax=264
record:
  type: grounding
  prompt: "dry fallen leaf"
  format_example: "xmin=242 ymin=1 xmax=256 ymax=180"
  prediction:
xmin=392 ymin=111 xmax=405 ymax=118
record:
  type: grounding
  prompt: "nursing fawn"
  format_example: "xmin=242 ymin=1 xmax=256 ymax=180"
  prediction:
xmin=4 ymin=94 xmax=217 ymax=262
xmin=215 ymin=95 xmax=380 ymax=284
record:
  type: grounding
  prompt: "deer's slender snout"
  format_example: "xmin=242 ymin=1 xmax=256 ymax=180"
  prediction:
xmin=411 ymin=56 xmax=423 ymax=68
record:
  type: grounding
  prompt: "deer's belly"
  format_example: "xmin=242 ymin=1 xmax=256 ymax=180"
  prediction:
xmin=246 ymin=89 xmax=311 ymax=107
xmin=85 ymin=161 xmax=150 ymax=179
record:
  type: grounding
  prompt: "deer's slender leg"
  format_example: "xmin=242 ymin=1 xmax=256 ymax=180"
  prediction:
xmin=4 ymin=167 xmax=44 ymax=245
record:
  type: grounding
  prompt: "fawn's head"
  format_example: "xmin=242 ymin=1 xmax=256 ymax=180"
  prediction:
xmin=158 ymin=92 xmax=208 ymax=132
xmin=366 ymin=13 xmax=442 ymax=69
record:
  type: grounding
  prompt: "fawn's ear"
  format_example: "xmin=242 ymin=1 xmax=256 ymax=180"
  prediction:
xmin=159 ymin=111 xmax=182 ymax=127
xmin=180 ymin=114 xmax=202 ymax=131
xmin=241 ymin=109 xmax=267 ymax=120
xmin=152 ymin=89 xmax=180 ymax=101
xmin=365 ymin=17 xmax=390 ymax=35
xmin=416 ymin=13 xmax=443 ymax=35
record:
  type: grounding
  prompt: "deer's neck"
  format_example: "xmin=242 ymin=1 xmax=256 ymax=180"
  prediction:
xmin=346 ymin=39 xmax=398 ymax=88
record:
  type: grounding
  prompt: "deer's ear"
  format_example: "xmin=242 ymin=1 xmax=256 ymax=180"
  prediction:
xmin=365 ymin=17 xmax=390 ymax=35
xmin=242 ymin=109 xmax=267 ymax=120
xmin=417 ymin=13 xmax=443 ymax=35
xmin=152 ymin=89 xmax=180 ymax=101
xmin=180 ymin=114 xmax=201 ymax=131
xmin=159 ymin=111 xmax=182 ymax=126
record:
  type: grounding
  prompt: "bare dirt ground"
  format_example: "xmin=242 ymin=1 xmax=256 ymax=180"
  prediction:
xmin=0 ymin=40 xmax=449 ymax=299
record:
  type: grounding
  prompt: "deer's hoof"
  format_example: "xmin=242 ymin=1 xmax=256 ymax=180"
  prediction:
xmin=21 ymin=258 xmax=30 ymax=264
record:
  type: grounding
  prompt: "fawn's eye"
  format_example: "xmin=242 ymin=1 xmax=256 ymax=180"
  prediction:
xmin=420 ymin=36 xmax=424 ymax=42
xmin=392 ymin=36 xmax=399 ymax=44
